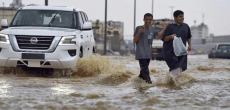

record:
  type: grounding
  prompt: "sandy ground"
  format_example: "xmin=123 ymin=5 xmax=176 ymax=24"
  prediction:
xmin=0 ymin=55 xmax=230 ymax=110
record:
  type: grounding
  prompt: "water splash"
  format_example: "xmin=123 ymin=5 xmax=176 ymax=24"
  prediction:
xmin=155 ymin=70 xmax=197 ymax=87
xmin=99 ymin=71 xmax=133 ymax=86
xmin=74 ymin=55 xmax=127 ymax=77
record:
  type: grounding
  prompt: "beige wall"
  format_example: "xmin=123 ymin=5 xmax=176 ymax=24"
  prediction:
xmin=0 ymin=9 xmax=17 ymax=29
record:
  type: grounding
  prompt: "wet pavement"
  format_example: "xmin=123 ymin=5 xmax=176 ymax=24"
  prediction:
xmin=0 ymin=55 xmax=230 ymax=110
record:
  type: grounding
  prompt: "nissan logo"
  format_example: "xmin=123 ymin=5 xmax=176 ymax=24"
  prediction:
xmin=30 ymin=37 xmax=38 ymax=44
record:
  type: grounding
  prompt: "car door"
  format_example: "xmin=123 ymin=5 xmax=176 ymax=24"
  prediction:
xmin=78 ymin=12 xmax=88 ymax=58
xmin=82 ymin=12 xmax=94 ymax=54
xmin=80 ymin=12 xmax=91 ymax=57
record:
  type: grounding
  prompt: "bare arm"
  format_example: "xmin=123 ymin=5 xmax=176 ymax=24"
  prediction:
xmin=187 ymin=25 xmax=192 ymax=51
xmin=156 ymin=24 xmax=170 ymax=38
xmin=163 ymin=34 xmax=176 ymax=42
xmin=156 ymin=28 xmax=166 ymax=38
xmin=133 ymin=32 xmax=141 ymax=43
xmin=133 ymin=27 xmax=145 ymax=43
xmin=187 ymin=38 xmax=191 ymax=51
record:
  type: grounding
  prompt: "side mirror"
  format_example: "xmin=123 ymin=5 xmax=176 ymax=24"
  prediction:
xmin=82 ymin=22 xmax=92 ymax=30
xmin=1 ymin=19 xmax=8 ymax=28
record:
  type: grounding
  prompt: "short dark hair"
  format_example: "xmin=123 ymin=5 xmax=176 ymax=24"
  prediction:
xmin=173 ymin=10 xmax=184 ymax=17
xmin=144 ymin=13 xmax=153 ymax=19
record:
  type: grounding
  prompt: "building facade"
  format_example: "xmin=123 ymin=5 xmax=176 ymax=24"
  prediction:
xmin=191 ymin=23 xmax=209 ymax=44
xmin=191 ymin=22 xmax=230 ymax=54
xmin=91 ymin=20 xmax=126 ymax=55
xmin=10 ymin=0 xmax=24 ymax=8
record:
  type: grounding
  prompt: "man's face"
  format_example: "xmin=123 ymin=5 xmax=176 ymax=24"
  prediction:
xmin=143 ymin=16 xmax=153 ymax=26
xmin=174 ymin=14 xmax=184 ymax=24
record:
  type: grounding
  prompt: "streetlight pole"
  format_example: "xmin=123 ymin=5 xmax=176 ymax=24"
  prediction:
xmin=104 ymin=0 xmax=107 ymax=55
xmin=152 ymin=0 xmax=154 ymax=16
xmin=45 ymin=0 xmax=48 ymax=6
xmin=2 ymin=2 xmax=4 ymax=19
xmin=133 ymin=0 xmax=136 ymax=54
xmin=169 ymin=6 xmax=174 ymax=20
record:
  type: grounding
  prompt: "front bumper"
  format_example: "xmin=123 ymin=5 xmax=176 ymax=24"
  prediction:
xmin=0 ymin=44 xmax=79 ymax=69
xmin=216 ymin=53 xmax=230 ymax=58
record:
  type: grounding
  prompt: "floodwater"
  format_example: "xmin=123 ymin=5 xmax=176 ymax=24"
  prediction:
xmin=0 ymin=55 xmax=230 ymax=110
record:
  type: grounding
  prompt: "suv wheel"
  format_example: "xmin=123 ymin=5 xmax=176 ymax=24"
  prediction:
xmin=79 ymin=47 xmax=83 ymax=58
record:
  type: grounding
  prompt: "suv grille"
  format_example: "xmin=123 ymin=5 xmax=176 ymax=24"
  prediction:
xmin=15 ymin=35 xmax=54 ymax=50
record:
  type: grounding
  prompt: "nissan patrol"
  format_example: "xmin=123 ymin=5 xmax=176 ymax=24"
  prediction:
xmin=0 ymin=6 xmax=95 ymax=69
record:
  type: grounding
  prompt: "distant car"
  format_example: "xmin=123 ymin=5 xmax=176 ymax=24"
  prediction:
xmin=208 ymin=44 xmax=230 ymax=59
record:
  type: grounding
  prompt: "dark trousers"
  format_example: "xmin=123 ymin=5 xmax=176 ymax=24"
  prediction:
xmin=138 ymin=59 xmax=151 ymax=83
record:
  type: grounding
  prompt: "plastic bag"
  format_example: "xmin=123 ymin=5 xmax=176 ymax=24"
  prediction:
xmin=173 ymin=37 xmax=188 ymax=56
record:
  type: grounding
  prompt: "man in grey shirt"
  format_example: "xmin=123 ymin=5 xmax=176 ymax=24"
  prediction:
xmin=133 ymin=13 xmax=165 ymax=84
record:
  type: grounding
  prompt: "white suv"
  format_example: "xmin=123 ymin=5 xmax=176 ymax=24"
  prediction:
xmin=0 ymin=6 xmax=95 ymax=69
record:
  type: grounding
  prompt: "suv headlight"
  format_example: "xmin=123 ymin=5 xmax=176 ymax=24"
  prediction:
xmin=0 ymin=34 xmax=10 ymax=44
xmin=58 ymin=36 xmax=76 ymax=45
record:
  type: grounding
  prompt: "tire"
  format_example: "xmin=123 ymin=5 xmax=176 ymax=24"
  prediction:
xmin=79 ymin=47 xmax=83 ymax=58
xmin=92 ymin=47 xmax=96 ymax=55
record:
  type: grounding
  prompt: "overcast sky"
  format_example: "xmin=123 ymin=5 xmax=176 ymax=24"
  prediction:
xmin=1 ymin=0 xmax=230 ymax=37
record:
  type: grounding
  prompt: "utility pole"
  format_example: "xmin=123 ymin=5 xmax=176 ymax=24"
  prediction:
xmin=104 ymin=0 xmax=107 ymax=55
xmin=169 ymin=6 xmax=174 ymax=20
xmin=202 ymin=13 xmax=204 ymax=23
xmin=151 ymin=0 xmax=154 ymax=16
xmin=133 ymin=0 xmax=136 ymax=54
xmin=2 ymin=2 xmax=4 ymax=19
xmin=45 ymin=0 xmax=48 ymax=6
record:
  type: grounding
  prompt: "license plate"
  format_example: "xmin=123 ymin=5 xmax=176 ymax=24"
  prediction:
xmin=28 ymin=61 xmax=40 ymax=67
xmin=223 ymin=50 xmax=227 ymax=53
xmin=152 ymin=49 xmax=157 ymax=52
xmin=22 ymin=53 xmax=45 ymax=59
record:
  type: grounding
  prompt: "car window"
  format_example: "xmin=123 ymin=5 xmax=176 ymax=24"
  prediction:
xmin=218 ymin=45 xmax=230 ymax=50
xmin=11 ymin=10 xmax=79 ymax=29
xmin=83 ymin=12 xmax=88 ymax=22
xmin=80 ymin=12 xmax=86 ymax=23
xmin=74 ymin=12 xmax=81 ymax=29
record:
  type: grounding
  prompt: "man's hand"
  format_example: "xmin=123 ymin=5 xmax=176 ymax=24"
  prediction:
xmin=188 ymin=45 xmax=191 ymax=51
xmin=137 ymin=27 xmax=145 ymax=34
xmin=133 ymin=26 xmax=145 ymax=43
xmin=169 ymin=34 xmax=176 ymax=40
xmin=163 ymin=34 xmax=176 ymax=42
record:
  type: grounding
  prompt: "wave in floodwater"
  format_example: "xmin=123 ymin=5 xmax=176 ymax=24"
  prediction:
xmin=2 ymin=55 xmax=229 ymax=88
xmin=0 ymin=55 xmax=127 ymax=77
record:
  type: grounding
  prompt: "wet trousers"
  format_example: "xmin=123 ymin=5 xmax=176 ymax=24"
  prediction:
xmin=170 ymin=67 xmax=182 ymax=81
xmin=138 ymin=59 xmax=152 ymax=84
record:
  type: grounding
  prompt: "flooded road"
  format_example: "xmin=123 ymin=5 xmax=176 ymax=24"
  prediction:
xmin=0 ymin=55 xmax=230 ymax=110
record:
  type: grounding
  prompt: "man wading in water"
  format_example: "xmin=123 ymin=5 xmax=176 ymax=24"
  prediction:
xmin=133 ymin=13 xmax=168 ymax=84
xmin=161 ymin=10 xmax=192 ymax=81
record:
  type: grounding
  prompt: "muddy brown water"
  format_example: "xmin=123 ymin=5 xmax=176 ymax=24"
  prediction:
xmin=0 ymin=55 xmax=230 ymax=110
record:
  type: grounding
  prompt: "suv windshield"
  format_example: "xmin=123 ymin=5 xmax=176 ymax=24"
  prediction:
xmin=11 ymin=10 xmax=78 ymax=29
